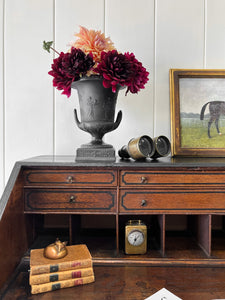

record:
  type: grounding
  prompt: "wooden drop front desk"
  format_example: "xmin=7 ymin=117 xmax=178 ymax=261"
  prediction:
xmin=0 ymin=155 xmax=225 ymax=292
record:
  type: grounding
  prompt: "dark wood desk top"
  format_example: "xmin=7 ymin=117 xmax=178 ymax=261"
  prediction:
xmin=19 ymin=155 xmax=225 ymax=167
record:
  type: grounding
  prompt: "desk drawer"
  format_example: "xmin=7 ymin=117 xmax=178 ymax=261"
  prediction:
xmin=24 ymin=169 xmax=117 ymax=187
xmin=120 ymin=170 xmax=225 ymax=186
xmin=120 ymin=190 xmax=225 ymax=213
xmin=24 ymin=189 xmax=116 ymax=212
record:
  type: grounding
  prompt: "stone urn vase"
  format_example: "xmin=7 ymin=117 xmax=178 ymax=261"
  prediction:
xmin=72 ymin=76 xmax=123 ymax=162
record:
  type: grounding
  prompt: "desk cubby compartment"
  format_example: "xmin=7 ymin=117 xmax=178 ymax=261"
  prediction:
xmin=118 ymin=215 xmax=163 ymax=258
xmin=30 ymin=214 xmax=70 ymax=250
xmin=29 ymin=214 xmax=117 ymax=259
xmin=164 ymin=215 xmax=211 ymax=259
xmin=70 ymin=214 xmax=117 ymax=259
xmin=211 ymin=215 xmax=225 ymax=259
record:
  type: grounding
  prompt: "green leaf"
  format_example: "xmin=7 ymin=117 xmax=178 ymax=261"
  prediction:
xmin=43 ymin=41 xmax=54 ymax=53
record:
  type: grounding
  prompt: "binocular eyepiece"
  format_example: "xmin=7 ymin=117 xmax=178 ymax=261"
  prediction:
xmin=118 ymin=135 xmax=170 ymax=160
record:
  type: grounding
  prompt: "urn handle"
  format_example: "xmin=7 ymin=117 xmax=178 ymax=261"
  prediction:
xmin=112 ymin=110 xmax=122 ymax=131
xmin=74 ymin=109 xmax=81 ymax=127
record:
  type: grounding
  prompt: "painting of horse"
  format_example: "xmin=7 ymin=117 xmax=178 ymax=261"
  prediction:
xmin=200 ymin=101 xmax=225 ymax=138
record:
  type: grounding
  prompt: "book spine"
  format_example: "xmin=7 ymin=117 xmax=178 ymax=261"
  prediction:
xmin=29 ymin=267 xmax=94 ymax=285
xmin=31 ymin=275 xmax=95 ymax=294
xmin=30 ymin=258 xmax=92 ymax=275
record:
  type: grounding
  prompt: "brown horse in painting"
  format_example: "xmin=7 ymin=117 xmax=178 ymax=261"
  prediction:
xmin=200 ymin=101 xmax=225 ymax=138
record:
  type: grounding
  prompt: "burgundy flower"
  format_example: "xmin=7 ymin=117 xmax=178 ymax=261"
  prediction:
xmin=62 ymin=48 xmax=94 ymax=79
xmin=94 ymin=50 xmax=131 ymax=93
xmin=124 ymin=52 xmax=149 ymax=95
xmin=48 ymin=48 xmax=94 ymax=97
xmin=48 ymin=52 xmax=72 ymax=97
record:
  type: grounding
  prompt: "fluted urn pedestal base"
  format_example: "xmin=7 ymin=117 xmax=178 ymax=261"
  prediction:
xmin=76 ymin=142 xmax=115 ymax=162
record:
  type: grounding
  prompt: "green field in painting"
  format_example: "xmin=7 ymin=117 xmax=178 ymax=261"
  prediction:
xmin=181 ymin=118 xmax=225 ymax=148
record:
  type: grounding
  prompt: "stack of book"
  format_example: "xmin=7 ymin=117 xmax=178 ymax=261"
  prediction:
xmin=29 ymin=244 xmax=95 ymax=294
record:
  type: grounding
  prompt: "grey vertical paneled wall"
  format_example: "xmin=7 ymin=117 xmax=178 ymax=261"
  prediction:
xmin=1 ymin=0 xmax=225 ymax=197
xmin=3 ymin=0 xmax=54 ymax=188
xmin=155 ymin=0 xmax=205 ymax=135
xmin=206 ymin=0 xmax=225 ymax=68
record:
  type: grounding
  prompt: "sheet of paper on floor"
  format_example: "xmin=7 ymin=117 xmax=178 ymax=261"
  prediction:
xmin=144 ymin=288 xmax=182 ymax=300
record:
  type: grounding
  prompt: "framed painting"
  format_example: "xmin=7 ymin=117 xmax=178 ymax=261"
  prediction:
xmin=170 ymin=69 xmax=225 ymax=157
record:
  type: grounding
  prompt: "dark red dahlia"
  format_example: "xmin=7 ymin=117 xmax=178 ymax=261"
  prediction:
xmin=48 ymin=52 xmax=72 ymax=97
xmin=48 ymin=48 xmax=94 ymax=97
xmin=94 ymin=50 xmax=131 ymax=93
xmin=124 ymin=52 xmax=149 ymax=95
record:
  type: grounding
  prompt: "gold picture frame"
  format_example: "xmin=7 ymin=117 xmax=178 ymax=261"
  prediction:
xmin=170 ymin=69 xmax=225 ymax=157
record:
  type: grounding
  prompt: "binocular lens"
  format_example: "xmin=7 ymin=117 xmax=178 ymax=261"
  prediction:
xmin=139 ymin=136 xmax=153 ymax=157
xmin=156 ymin=137 xmax=170 ymax=156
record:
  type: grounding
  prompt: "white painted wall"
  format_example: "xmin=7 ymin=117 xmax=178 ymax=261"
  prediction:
xmin=1 ymin=0 xmax=225 ymax=196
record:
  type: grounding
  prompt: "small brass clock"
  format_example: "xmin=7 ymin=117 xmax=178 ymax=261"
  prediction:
xmin=125 ymin=220 xmax=147 ymax=254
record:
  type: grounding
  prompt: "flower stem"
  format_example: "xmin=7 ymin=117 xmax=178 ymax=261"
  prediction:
xmin=50 ymin=46 xmax=60 ymax=56
xmin=43 ymin=41 xmax=60 ymax=55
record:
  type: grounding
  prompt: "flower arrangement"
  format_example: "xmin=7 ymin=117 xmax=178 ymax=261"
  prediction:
xmin=43 ymin=26 xmax=149 ymax=98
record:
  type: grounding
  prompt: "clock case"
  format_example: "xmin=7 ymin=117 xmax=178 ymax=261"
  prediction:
xmin=125 ymin=220 xmax=147 ymax=254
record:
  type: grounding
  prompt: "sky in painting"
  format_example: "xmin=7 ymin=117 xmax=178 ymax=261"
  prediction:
xmin=179 ymin=78 xmax=225 ymax=114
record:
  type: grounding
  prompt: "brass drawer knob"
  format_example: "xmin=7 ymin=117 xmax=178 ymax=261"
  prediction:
xmin=141 ymin=199 xmax=147 ymax=206
xmin=69 ymin=195 xmax=76 ymax=203
xmin=141 ymin=176 xmax=148 ymax=183
xmin=67 ymin=176 xmax=73 ymax=183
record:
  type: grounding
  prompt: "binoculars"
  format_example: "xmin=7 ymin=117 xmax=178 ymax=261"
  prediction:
xmin=118 ymin=135 xmax=171 ymax=160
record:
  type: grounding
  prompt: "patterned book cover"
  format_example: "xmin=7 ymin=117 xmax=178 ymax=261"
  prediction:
xmin=29 ymin=267 xmax=94 ymax=285
xmin=31 ymin=275 xmax=95 ymax=294
xmin=30 ymin=244 xmax=92 ymax=275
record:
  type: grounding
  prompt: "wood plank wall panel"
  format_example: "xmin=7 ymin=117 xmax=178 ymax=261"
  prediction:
xmin=205 ymin=0 xmax=225 ymax=68
xmin=0 ymin=0 xmax=4 ymax=193
xmin=1 ymin=1 xmax=225 ymax=196
xmin=155 ymin=0 xmax=205 ymax=137
xmin=4 ymin=0 xmax=54 ymax=181
xmin=105 ymin=0 xmax=154 ymax=149
xmin=54 ymin=0 xmax=105 ymax=155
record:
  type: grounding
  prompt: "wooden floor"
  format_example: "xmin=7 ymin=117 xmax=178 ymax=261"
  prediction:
xmin=1 ymin=262 xmax=225 ymax=300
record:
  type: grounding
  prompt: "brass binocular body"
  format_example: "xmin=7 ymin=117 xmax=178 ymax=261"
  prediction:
xmin=118 ymin=135 xmax=171 ymax=160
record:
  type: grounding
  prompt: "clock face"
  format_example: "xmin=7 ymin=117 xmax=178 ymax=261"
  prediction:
xmin=127 ymin=229 xmax=144 ymax=246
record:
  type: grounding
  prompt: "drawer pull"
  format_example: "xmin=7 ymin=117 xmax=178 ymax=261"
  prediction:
xmin=69 ymin=195 xmax=76 ymax=203
xmin=67 ymin=176 xmax=73 ymax=183
xmin=141 ymin=176 xmax=148 ymax=184
xmin=141 ymin=199 xmax=147 ymax=206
